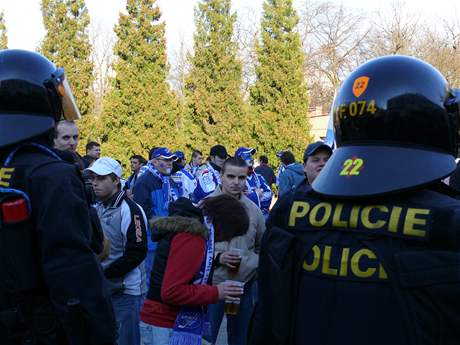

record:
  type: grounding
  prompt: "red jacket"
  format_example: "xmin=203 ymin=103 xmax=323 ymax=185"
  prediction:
xmin=140 ymin=231 xmax=219 ymax=328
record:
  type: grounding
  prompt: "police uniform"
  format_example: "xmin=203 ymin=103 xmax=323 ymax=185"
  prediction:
xmin=250 ymin=55 xmax=460 ymax=345
xmin=0 ymin=50 xmax=116 ymax=345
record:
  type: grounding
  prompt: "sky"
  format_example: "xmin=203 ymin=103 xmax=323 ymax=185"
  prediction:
xmin=0 ymin=0 xmax=459 ymax=64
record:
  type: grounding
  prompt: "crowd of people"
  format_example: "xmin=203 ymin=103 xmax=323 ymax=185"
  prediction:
xmin=2 ymin=50 xmax=460 ymax=345
xmin=53 ymin=112 xmax=333 ymax=345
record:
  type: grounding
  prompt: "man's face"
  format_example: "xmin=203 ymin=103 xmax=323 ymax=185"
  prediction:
xmin=91 ymin=174 xmax=119 ymax=201
xmin=192 ymin=154 xmax=203 ymax=167
xmin=221 ymin=164 xmax=247 ymax=197
xmin=54 ymin=122 xmax=79 ymax=152
xmin=131 ymin=158 xmax=142 ymax=173
xmin=153 ymin=157 xmax=174 ymax=175
xmin=177 ymin=158 xmax=186 ymax=168
xmin=87 ymin=146 xmax=101 ymax=159
xmin=304 ymin=150 xmax=331 ymax=184
xmin=210 ymin=155 xmax=226 ymax=168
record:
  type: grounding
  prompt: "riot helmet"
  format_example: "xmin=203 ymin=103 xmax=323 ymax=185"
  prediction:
xmin=0 ymin=49 xmax=80 ymax=148
xmin=313 ymin=55 xmax=460 ymax=198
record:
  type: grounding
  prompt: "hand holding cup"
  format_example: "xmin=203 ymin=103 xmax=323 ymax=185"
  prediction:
xmin=220 ymin=249 xmax=243 ymax=271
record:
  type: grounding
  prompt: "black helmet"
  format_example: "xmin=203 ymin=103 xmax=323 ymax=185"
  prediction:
xmin=313 ymin=55 xmax=460 ymax=198
xmin=0 ymin=49 xmax=80 ymax=148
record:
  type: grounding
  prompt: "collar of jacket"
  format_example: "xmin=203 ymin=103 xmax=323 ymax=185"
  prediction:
xmin=211 ymin=185 xmax=245 ymax=201
xmin=150 ymin=216 xmax=208 ymax=240
xmin=209 ymin=161 xmax=221 ymax=172
xmin=100 ymin=189 xmax=124 ymax=209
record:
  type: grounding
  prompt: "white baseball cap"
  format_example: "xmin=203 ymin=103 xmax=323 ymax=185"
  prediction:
xmin=86 ymin=157 xmax=122 ymax=178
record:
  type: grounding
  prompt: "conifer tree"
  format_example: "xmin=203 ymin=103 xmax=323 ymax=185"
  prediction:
xmin=185 ymin=0 xmax=249 ymax=151
xmin=40 ymin=0 xmax=94 ymax=117
xmin=0 ymin=11 xmax=7 ymax=49
xmin=101 ymin=0 xmax=183 ymax=164
xmin=250 ymin=0 xmax=311 ymax=161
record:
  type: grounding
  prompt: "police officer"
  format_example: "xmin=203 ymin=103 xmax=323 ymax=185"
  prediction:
xmin=0 ymin=50 xmax=116 ymax=344
xmin=250 ymin=55 xmax=460 ymax=345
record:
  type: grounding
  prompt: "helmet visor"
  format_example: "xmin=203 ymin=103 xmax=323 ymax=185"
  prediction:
xmin=312 ymin=145 xmax=456 ymax=198
xmin=52 ymin=68 xmax=81 ymax=121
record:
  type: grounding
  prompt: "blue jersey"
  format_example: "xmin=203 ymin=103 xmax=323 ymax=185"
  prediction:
xmin=193 ymin=163 xmax=221 ymax=202
xmin=245 ymin=172 xmax=273 ymax=216
xmin=172 ymin=168 xmax=197 ymax=200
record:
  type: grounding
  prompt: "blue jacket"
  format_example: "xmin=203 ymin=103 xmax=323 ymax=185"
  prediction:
xmin=246 ymin=172 xmax=273 ymax=216
xmin=133 ymin=169 xmax=182 ymax=251
xmin=278 ymin=163 xmax=304 ymax=196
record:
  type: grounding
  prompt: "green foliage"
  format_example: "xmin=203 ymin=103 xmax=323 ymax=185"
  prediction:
xmin=250 ymin=0 xmax=311 ymax=163
xmin=100 ymin=0 xmax=183 ymax=165
xmin=0 ymin=11 xmax=7 ymax=49
xmin=185 ymin=0 xmax=250 ymax=154
xmin=40 ymin=0 xmax=94 ymax=118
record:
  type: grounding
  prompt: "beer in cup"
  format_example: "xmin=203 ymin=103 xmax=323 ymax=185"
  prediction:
xmin=228 ymin=248 xmax=243 ymax=274
xmin=224 ymin=280 xmax=244 ymax=315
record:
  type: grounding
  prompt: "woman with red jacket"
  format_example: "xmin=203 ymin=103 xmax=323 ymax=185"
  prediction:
xmin=140 ymin=196 xmax=247 ymax=345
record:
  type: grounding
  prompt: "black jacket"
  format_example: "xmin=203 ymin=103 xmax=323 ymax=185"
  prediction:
xmin=0 ymin=143 xmax=116 ymax=345
xmin=250 ymin=182 xmax=460 ymax=345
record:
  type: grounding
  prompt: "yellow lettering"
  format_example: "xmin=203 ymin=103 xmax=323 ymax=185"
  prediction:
xmin=339 ymin=105 xmax=347 ymax=119
xmin=403 ymin=208 xmax=429 ymax=238
xmin=332 ymin=203 xmax=348 ymax=227
xmin=349 ymin=205 xmax=360 ymax=228
xmin=358 ymin=100 xmax=367 ymax=115
xmin=288 ymin=201 xmax=310 ymax=226
xmin=303 ymin=245 xmax=321 ymax=272
xmin=351 ymin=249 xmax=377 ymax=278
xmin=388 ymin=206 xmax=402 ymax=233
xmin=349 ymin=102 xmax=358 ymax=116
xmin=0 ymin=167 xmax=14 ymax=187
xmin=309 ymin=202 xmax=332 ymax=227
xmin=322 ymin=246 xmax=338 ymax=276
xmin=379 ymin=264 xmax=388 ymax=279
xmin=339 ymin=247 xmax=350 ymax=277
xmin=361 ymin=206 xmax=388 ymax=229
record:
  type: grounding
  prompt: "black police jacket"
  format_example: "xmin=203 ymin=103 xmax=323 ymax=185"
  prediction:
xmin=250 ymin=182 xmax=460 ymax=345
xmin=0 ymin=144 xmax=116 ymax=345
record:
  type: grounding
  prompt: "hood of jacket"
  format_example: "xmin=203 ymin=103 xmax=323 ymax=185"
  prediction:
xmin=285 ymin=163 xmax=304 ymax=176
xmin=150 ymin=216 xmax=208 ymax=240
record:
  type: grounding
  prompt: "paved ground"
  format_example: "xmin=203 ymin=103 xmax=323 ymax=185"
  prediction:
xmin=203 ymin=317 xmax=228 ymax=345
xmin=216 ymin=317 xmax=228 ymax=344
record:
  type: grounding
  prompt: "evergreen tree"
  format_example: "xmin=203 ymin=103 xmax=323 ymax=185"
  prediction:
xmin=185 ymin=0 xmax=249 ymax=152
xmin=250 ymin=0 xmax=311 ymax=161
xmin=40 ymin=0 xmax=94 ymax=118
xmin=101 ymin=0 xmax=183 ymax=164
xmin=0 ymin=11 xmax=7 ymax=49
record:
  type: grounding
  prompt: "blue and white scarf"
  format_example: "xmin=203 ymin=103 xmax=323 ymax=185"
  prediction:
xmin=146 ymin=164 xmax=182 ymax=207
xmin=169 ymin=217 xmax=215 ymax=345
xmin=207 ymin=162 xmax=221 ymax=185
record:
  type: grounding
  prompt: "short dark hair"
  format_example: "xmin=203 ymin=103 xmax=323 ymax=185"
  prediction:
xmin=86 ymin=141 xmax=100 ymax=153
xmin=222 ymin=156 xmax=247 ymax=173
xmin=202 ymin=194 xmax=249 ymax=242
xmin=130 ymin=154 xmax=147 ymax=165
xmin=192 ymin=150 xmax=203 ymax=158
xmin=259 ymin=155 xmax=268 ymax=164
xmin=280 ymin=151 xmax=295 ymax=165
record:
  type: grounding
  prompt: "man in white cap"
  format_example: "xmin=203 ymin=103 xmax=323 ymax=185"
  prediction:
xmin=86 ymin=157 xmax=148 ymax=345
